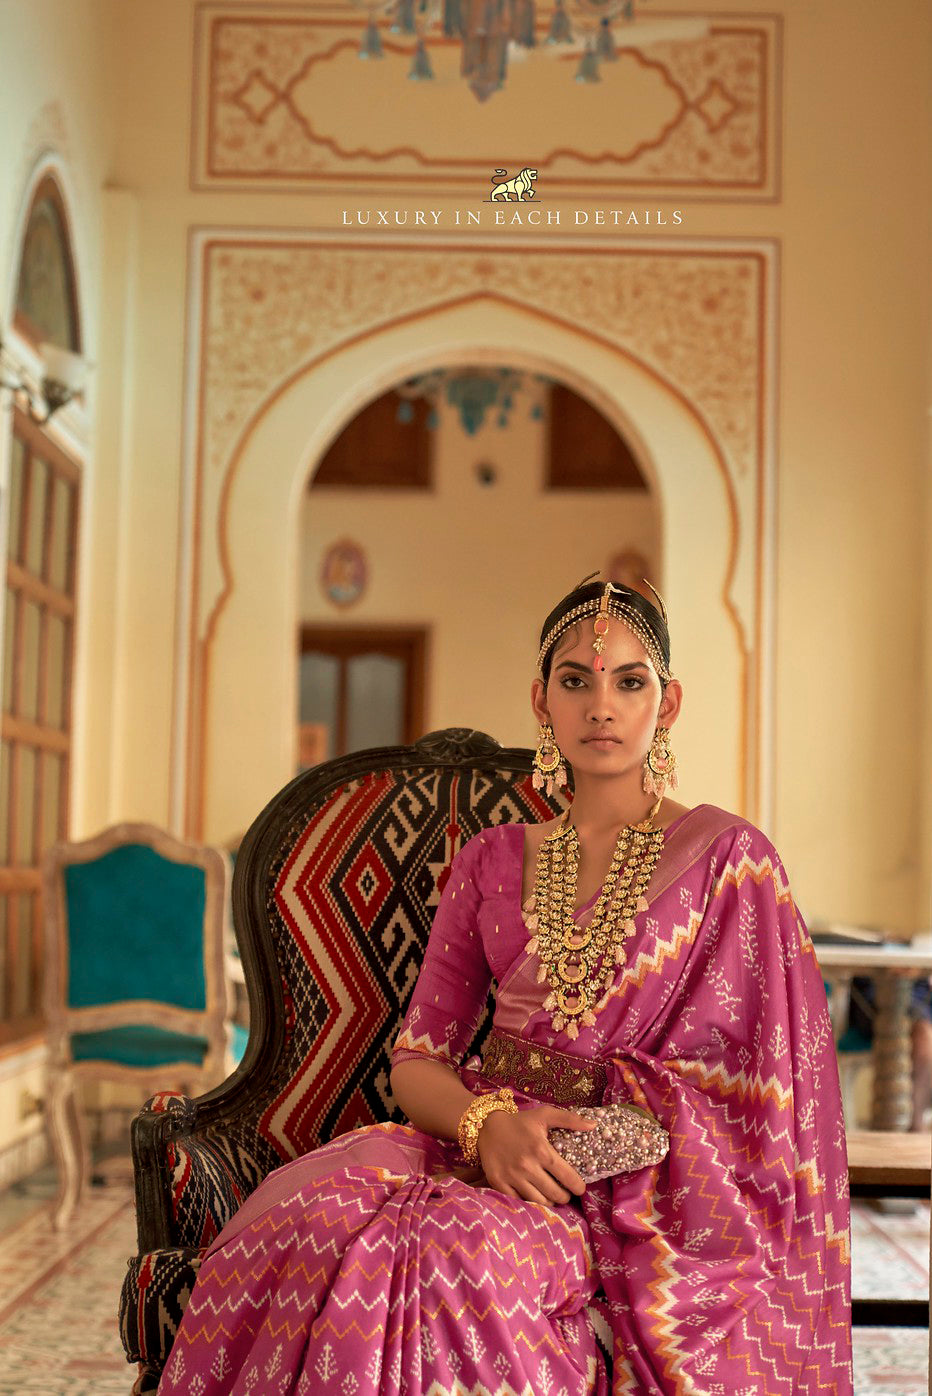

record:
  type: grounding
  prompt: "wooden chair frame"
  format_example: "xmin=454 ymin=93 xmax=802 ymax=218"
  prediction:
xmin=42 ymin=821 xmax=232 ymax=1228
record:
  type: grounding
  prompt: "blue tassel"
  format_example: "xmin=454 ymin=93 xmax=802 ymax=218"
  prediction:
xmin=444 ymin=0 xmax=464 ymax=36
xmin=575 ymin=45 xmax=599 ymax=81
xmin=512 ymin=0 xmax=536 ymax=46
xmin=546 ymin=0 xmax=572 ymax=44
xmin=596 ymin=17 xmax=617 ymax=60
xmin=391 ymin=0 xmax=417 ymax=34
xmin=358 ymin=19 xmax=384 ymax=57
xmin=408 ymin=39 xmax=435 ymax=78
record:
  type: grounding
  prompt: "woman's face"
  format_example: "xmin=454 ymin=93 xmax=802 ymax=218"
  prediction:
xmin=531 ymin=617 xmax=681 ymax=781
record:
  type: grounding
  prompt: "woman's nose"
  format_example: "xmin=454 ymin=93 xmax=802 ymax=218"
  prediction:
xmin=585 ymin=686 xmax=615 ymax=721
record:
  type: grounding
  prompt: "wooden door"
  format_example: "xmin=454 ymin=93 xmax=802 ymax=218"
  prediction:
xmin=298 ymin=627 xmax=427 ymax=767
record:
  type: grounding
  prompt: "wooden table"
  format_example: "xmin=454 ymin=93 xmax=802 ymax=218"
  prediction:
xmin=846 ymin=1130 xmax=931 ymax=1328
xmin=846 ymin=1129 xmax=932 ymax=1196
xmin=814 ymin=940 xmax=932 ymax=1131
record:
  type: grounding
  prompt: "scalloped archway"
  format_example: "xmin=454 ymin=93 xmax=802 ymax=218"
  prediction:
xmin=187 ymin=292 xmax=760 ymax=844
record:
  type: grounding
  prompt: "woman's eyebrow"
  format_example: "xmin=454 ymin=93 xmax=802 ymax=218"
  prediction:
xmin=555 ymin=660 xmax=650 ymax=674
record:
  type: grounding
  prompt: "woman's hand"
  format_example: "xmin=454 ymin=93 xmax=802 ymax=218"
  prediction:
xmin=476 ymin=1105 xmax=595 ymax=1206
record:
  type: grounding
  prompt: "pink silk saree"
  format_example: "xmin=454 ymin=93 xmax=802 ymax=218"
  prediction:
xmin=158 ymin=805 xmax=852 ymax=1395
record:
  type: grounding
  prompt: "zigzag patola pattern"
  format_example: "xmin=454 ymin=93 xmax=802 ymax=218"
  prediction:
xmin=159 ymin=809 xmax=852 ymax=1394
xmin=582 ymin=832 xmax=852 ymax=1394
xmin=160 ymin=1128 xmax=604 ymax=1396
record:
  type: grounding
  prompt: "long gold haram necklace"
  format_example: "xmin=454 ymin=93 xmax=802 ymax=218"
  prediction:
xmin=522 ymin=806 xmax=665 ymax=1039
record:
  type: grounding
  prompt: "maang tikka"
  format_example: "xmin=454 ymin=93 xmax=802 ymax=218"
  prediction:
xmin=533 ymin=724 xmax=568 ymax=797
xmin=643 ymin=726 xmax=678 ymax=798
xmin=591 ymin=582 xmax=612 ymax=672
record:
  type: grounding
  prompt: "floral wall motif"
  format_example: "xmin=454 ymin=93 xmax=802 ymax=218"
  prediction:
xmin=197 ymin=239 xmax=763 ymax=513
xmin=192 ymin=5 xmax=780 ymax=198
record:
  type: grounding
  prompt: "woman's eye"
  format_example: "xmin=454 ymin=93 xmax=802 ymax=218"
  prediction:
xmin=620 ymin=677 xmax=645 ymax=690
xmin=560 ymin=675 xmax=585 ymax=689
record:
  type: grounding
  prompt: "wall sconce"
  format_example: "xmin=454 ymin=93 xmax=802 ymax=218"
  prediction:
xmin=0 ymin=336 xmax=87 ymax=424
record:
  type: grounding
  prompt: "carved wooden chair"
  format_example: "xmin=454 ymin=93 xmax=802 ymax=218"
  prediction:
xmin=42 ymin=822 xmax=245 ymax=1230
xmin=119 ymin=729 xmax=567 ymax=1394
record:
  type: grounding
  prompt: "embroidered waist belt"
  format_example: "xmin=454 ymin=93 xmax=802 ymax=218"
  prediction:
xmin=480 ymin=1027 xmax=607 ymax=1107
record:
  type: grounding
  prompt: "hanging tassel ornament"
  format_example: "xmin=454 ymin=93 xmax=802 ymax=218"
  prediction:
xmin=358 ymin=16 xmax=384 ymax=57
xmin=511 ymin=0 xmax=537 ymax=47
xmin=575 ymin=41 xmax=600 ymax=82
xmin=391 ymin=0 xmax=417 ymax=34
xmin=595 ymin=17 xmax=617 ymax=60
xmin=408 ymin=38 xmax=435 ymax=78
xmin=642 ymin=726 xmax=679 ymax=798
xmin=545 ymin=0 xmax=573 ymax=44
xmin=532 ymin=724 xmax=567 ymax=796
xmin=443 ymin=0 xmax=464 ymax=35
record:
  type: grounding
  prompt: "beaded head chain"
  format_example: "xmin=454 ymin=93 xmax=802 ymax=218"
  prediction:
xmin=537 ymin=576 xmax=673 ymax=682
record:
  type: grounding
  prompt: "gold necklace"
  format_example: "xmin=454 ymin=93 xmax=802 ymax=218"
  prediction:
xmin=522 ymin=805 xmax=664 ymax=1038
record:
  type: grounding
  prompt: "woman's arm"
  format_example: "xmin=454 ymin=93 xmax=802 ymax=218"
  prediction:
xmin=390 ymin=1057 xmax=478 ymax=1140
xmin=390 ymin=1056 xmax=594 ymax=1206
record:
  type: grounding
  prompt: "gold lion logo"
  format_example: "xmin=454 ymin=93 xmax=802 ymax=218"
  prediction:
xmin=489 ymin=168 xmax=539 ymax=202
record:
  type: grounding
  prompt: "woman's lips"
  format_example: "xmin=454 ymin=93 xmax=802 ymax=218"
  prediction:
xmin=582 ymin=735 xmax=621 ymax=746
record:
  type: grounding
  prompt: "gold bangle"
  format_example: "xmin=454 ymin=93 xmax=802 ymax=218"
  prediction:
xmin=457 ymin=1088 xmax=518 ymax=1164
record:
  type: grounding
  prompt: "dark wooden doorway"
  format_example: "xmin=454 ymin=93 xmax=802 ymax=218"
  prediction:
xmin=298 ymin=627 xmax=427 ymax=767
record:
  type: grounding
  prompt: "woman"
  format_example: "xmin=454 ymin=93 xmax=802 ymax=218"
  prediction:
xmin=159 ymin=579 xmax=852 ymax=1395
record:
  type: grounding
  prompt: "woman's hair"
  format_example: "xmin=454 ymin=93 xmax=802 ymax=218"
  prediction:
xmin=538 ymin=580 xmax=671 ymax=685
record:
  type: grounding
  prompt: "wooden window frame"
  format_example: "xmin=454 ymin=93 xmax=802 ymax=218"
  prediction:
xmin=310 ymin=391 xmax=433 ymax=491
xmin=546 ymin=383 xmax=647 ymax=491
xmin=13 ymin=175 xmax=82 ymax=355
xmin=299 ymin=625 xmax=427 ymax=758
xmin=0 ymin=408 xmax=80 ymax=1045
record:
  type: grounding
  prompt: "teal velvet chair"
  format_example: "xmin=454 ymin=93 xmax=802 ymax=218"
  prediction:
xmin=42 ymin=822 xmax=246 ymax=1229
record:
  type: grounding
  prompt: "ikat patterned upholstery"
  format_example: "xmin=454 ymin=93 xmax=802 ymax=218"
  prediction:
xmin=120 ymin=730 xmax=566 ymax=1391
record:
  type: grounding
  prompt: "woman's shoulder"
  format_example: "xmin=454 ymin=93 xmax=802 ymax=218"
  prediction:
xmin=456 ymin=808 xmax=784 ymax=870
xmin=671 ymin=804 xmax=783 ymax=860
xmin=452 ymin=823 xmax=525 ymax=883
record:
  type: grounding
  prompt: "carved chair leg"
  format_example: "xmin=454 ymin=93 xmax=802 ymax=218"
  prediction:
xmin=47 ymin=1066 xmax=89 ymax=1229
xmin=132 ymin=1361 xmax=163 ymax=1394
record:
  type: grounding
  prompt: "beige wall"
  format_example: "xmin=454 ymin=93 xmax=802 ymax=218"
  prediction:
xmin=300 ymin=388 xmax=662 ymax=746
xmin=0 ymin=0 xmax=120 ymax=1165
xmin=0 ymin=0 xmax=930 ymax=1157
xmin=92 ymin=0 xmax=929 ymax=930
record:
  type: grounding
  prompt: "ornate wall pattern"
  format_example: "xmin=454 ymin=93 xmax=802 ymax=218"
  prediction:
xmin=197 ymin=240 xmax=763 ymax=504
xmin=192 ymin=6 xmax=780 ymax=199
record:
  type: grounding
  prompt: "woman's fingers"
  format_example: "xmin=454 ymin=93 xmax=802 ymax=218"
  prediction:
xmin=545 ymin=1150 xmax=587 ymax=1196
xmin=476 ymin=1105 xmax=596 ymax=1203
xmin=483 ymin=1157 xmax=573 ymax=1206
xmin=544 ymin=1107 xmax=597 ymax=1131
xmin=517 ymin=1183 xmax=554 ymax=1207
xmin=516 ymin=1170 xmax=570 ymax=1207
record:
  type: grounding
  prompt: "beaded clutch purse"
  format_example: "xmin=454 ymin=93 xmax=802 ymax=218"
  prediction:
xmin=549 ymin=1102 xmax=669 ymax=1183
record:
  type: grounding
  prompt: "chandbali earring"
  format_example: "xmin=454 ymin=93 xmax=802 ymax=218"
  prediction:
xmin=533 ymin=724 xmax=568 ymax=796
xmin=643 ymin=726 xmax=678 ymax=798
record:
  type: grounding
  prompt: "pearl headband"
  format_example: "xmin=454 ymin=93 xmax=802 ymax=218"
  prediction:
xmin=537 ymin=581 xmax=672 ymax=682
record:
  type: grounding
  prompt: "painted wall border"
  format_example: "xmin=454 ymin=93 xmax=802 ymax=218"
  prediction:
xmin=191 ymin=4 xmax=783 ymax=202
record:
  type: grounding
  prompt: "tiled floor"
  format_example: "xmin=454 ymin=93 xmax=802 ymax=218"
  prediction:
xmin=0 ymin=1163 xmax=134 ymax=1394
xmin=0 ymin=1158 xmax=928 ymax=1395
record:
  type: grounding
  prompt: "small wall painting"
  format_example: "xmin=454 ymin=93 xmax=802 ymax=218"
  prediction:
xmin=321 ymin=538 xmax=368 ymax=608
